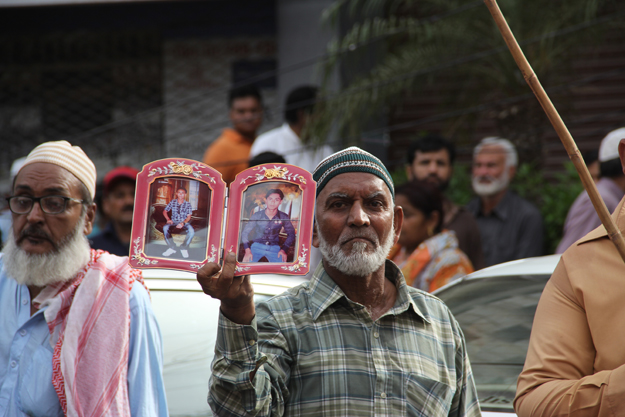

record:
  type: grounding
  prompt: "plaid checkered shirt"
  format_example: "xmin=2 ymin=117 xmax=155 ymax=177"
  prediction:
xmin=209 ymin=260 xmax=481 ymax=417
xmin=164 ymin=199 xmax=193 ymax=224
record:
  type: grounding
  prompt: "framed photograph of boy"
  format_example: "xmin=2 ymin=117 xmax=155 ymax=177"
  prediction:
xmin=224 ymin=164 xmax=315 ymax=276
xmin=130 ymin=159 xmax=226 ymax=272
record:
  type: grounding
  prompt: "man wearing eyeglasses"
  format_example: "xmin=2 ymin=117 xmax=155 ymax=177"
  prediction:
xmin=0 ymin=141 xmax=168 ymax=416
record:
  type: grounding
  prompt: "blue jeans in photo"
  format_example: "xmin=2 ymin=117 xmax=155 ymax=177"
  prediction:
xmin=250 ymin=242 xmax=282 ymax=263
xmin=163 ymin=223 xmax=195 ymax=249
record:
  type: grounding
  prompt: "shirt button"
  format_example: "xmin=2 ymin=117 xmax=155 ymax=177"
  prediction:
xmin=22 ymin=299 xmax=28 ymax=305
xmin=10 ymin=361 xmax=17 ymax=368
xmin=373 ymin=332 xmax=380 ymax=338
xmin=380 ymin=392 xmax=387 ymax=399
xmin=248 ymin=340 xmax=256 ymax=346
xmin=19 ymin=329 xmax=27 ymax=337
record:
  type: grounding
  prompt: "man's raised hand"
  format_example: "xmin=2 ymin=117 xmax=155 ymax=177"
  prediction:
xmin=196 ymin=252 xmax=255 ymax=325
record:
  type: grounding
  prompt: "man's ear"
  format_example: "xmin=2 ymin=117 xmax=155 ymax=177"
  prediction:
xmin=83 ymin=203 xmax=97 ymax=236
xmin=508 ymin=165 xmax=516 ymax=180
xmin=393 ymin=204 xmax=404 ymax=245
xmin=312 ymin=222 xmax=319 ymax=248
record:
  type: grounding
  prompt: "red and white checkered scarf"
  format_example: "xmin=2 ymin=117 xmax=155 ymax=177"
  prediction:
xmin=33 ymin=249 xmax=147 ymax=416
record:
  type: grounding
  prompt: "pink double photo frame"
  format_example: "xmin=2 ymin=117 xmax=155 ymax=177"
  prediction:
xmin=129 ymin=158 xmax=316 ymax=276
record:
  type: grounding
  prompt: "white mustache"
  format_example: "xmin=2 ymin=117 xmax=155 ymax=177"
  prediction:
xmin=475 ymin=175 xmax=496 ymax=182
xmin=339 ymin=230 xmax=379 ymax=246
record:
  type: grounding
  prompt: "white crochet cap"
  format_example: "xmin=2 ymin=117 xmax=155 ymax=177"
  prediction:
xmin=19 ymin=141 xmax=97 ymax=199
xmin=598 ymin=127 xmax=625 ymax=162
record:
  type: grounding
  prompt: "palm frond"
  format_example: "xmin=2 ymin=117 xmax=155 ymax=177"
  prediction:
xmin=312 ymin=0 xmax=614 ymax=148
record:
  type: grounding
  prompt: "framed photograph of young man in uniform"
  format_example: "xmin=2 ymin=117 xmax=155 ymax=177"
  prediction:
xmin=224 ymin=164 xmax=315 ymax=276
xmin=130 ymin=159 xmax=226 ymax=271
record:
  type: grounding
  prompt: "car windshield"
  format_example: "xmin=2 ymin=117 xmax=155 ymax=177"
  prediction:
xmin=437 ymin=275 xmax=550 ymax=412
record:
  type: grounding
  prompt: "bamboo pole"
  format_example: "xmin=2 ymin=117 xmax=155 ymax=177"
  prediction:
xmin=483 ymin=0 xmax=625 ymax=263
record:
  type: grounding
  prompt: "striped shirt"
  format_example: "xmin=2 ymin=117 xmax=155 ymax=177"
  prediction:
xmin=209 ymin=260 xmax=481 ymax=417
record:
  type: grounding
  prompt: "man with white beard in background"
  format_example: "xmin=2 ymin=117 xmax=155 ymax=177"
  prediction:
xmin=466 ymin=137 xmax=543 ymax=267
xmin=0 ymin=141 xmax=168 ymax=416
xmin=197 ymin=147 xmax=481 ymax=417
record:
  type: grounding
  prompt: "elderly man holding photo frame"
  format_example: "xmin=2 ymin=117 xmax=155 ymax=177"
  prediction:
xmin=197 ymin=147 xmax=480 ymax=417
xmin=241 ymin=188 xmax=295 ymax=263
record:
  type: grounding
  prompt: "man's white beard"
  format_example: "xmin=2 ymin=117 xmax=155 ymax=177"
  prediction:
xmin=472 ymin=168 xmax=510 ymax=197
xmin=318 ymin=220 xmax=395 ymax=278
xmin=2 ymin=216 xmax=91 ymax=287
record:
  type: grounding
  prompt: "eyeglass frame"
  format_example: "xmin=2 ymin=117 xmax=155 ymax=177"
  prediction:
xmin=6 ymin=195 xmax=87 ymax=215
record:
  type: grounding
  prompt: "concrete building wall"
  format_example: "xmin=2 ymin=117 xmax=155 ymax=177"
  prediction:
xmin=0 ymin=0 xmax=278 ymax=196
xmin=276 ymin=0 xmax=336 ymax=121
xmin=162 ymin=37 xmax=278 ymax=158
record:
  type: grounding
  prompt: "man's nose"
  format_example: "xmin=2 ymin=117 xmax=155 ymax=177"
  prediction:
xmin=26 ymin=201 xmax=45 ymax=223
xmin=474 ymin=165 xmax=488 ymax=177
xmin=348 ymin=202 xmax=370 ymax=226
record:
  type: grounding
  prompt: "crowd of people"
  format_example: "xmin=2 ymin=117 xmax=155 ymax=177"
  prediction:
xmin=1 ymin=80 xmax=625 ymax=416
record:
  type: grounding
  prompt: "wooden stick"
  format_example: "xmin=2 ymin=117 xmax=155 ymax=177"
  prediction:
xmin=483 ymin=0 xmax=625 ymax=263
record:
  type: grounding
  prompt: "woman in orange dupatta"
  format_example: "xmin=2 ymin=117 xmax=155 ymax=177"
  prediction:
xmin=388 ymin=180 xmax=473 ymax=292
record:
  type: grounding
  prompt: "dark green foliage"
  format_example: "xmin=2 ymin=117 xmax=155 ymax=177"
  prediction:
xmin=313 ymin=0 xmax=616 ymax=164
xmin=446 ymin=164 xmax=474 ymax=207
xmin=512 ymin=162 xmax=583 ymax=254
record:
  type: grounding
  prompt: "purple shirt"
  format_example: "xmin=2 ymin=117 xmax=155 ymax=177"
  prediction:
xmin=556 ymin=177 xmax=624 ymax=253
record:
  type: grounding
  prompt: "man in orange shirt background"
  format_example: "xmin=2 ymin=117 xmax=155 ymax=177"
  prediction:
xmin=202 ymin=85 xmax=263 ymax=184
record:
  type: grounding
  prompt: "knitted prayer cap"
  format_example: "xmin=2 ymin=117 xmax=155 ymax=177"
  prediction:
xmin=20 ymin=140 xmax=97 ymax=199
xmin=313 ymin=147 xmax=394 ymax=197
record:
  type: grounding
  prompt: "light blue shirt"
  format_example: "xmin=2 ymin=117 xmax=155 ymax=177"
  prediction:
xmin=0 ymin=210 xmax=11 ymax=246
xmin=0 ymin=256 xmax=169 ymax=416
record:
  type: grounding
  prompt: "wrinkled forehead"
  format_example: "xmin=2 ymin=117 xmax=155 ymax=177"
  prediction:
xmin=477 ymin=144 xmax=506 ymax=158
xmin=319 ymin=172 xmax=392 ymax=202
xmin=105 ymin=177 xmax=136 ymax=195
xmin=415 ymin=148 xmax=450 ymax=162
xmin=14 ymin=162 xmax=82 ymax=195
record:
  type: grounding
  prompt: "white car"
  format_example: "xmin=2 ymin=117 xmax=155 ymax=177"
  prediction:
xmin=433 ymin=255 xmax=561 ymax=417
xmin=143 ymin=268 xmax=307 ymax=416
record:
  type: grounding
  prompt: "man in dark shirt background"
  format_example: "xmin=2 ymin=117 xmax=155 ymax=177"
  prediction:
xmin=241 ymin=188 xmax=295 ymax=263
xmin=90 ymin=166 xmax=138 ymax=256
xmin=466 ymin=137 xmax=543 ymax=267
xmin=406 ymin=134 xmax=485 ymax=269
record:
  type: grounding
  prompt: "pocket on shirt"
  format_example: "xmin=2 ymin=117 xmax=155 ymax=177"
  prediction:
xmin=405 ymin=373 xmax=454 ymax=417
xmin=19 ymin=344 xmax=63 ymax=416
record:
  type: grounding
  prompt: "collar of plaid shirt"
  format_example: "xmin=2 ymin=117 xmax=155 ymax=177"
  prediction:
xmin=306 ymin=260 xmax=432 ymax=322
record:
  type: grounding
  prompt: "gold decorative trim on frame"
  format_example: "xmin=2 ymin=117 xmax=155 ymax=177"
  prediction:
xmin=281 ymin=245 xmax=308 ymax=272
xmin=206 ymin=244 xmax=217 ymax=263
xmin=148 ymin=161 xmax=216 ymax=182
xmin=240 ymin=165 xmax=307 ymax=185
xmin=131 ymin=237 xmax=158 ymax=266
